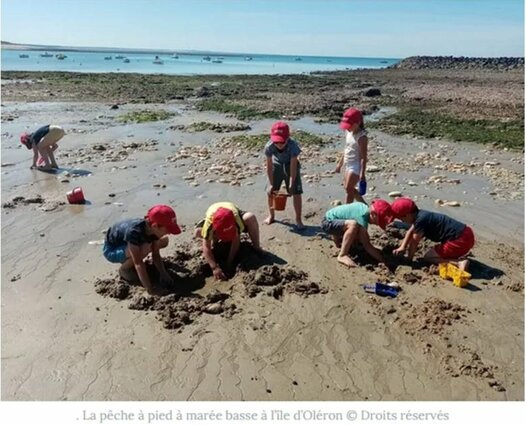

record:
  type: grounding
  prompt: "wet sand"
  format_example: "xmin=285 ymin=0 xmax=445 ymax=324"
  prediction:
xmin=1 ymin=100 xmax=523 ymax=401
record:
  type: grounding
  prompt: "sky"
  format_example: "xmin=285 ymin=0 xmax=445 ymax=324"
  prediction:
xmin=1 ymin=0 xmax=524 ymax=57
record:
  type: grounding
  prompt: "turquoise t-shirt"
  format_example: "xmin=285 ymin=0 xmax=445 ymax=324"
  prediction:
xmin=325 ymin=202 xmax=370 ymax=229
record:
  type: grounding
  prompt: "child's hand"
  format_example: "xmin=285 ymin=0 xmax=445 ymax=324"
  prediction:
xmin=335 ymin=165 xmax=341 ymax=174
xmin=392 ymin=246 xmax=406 ymax=256
xmin=212 ymin=266 xmax=227 ymax=281
xmin=266 ymin=186 xmax=275 ymax=196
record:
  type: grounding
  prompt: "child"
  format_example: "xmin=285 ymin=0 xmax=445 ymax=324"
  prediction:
xmin=264 ymin=121 xmax=305 ymax=230
xmin=20 ymin=125 xmax=65 ymax=170
xmin=321 ymin=199 xmax=394 ymax=268
xmin=103 ymin=204 xmax=181 ymax=294
xmin=390 ymin=197 xmax=475 ymax=271
xmin=335 ymin=108 xmax=368 ymax=203
xmin=195 ymin=202 xmax=263 ymax=281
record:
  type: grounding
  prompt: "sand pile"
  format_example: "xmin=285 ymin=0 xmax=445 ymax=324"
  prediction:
xmin=2 ymin=195 xmax=66 ymax=212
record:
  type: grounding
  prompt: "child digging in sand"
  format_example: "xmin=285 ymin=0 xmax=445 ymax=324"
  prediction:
xmin=264 ymin=121 xmax=305 ymax=230
xmin=321 ymin=199 xmax=394 ymax=268
xmin=20 ymin=125 xmax=66 ymax=170
xmin=102 ymin=205 xmax=181 ymax=294
xmin=390 ymin=197 xmax=475 ymax=271
xmin=335 ymin=108 xmax=368 ymax=204
xmin=195 ymin=202 xmax=263 ymax=281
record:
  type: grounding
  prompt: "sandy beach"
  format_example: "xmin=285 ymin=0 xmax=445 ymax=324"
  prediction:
xmin=1 ymin=64 xmax=524 ymax=401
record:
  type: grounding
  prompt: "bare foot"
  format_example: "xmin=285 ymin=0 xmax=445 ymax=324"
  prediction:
xmin=458 ymin=259 xmax=470 ymax=272
xmin=119 ymin=266 xmax=139 ymax=282
xmin=263 ymin=216 xmax=275 ymax=225
xmin=37 ymin=165 xmax=52 ymax=171
xmin=295 ymin=222 xmax=306 ymax=231
xmin=337 ymin=255 xmax=357 ymax=268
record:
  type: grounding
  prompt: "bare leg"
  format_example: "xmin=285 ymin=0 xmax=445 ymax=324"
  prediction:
xmin=120 ymin=237 xmax=169 ymax=272
xmin=37 ymin=145 xmax=52 ymax=169
xmin=333 ymin=235 xmax=342 ymax=248
xmin=264 ymin=193 xmax=275 ymax=225
xmin=47 ymin=145 xmax=59 ymax=168
xmin=344 ymin=171 xmax=364 ymax=203
xmin=242 ymin=212 xmax=262 ymax=251
xmin=337 ymin=221 xmax=359 ymax=268
xmin=293 ymin=194 xmax=304 ymax=229
xmin=423 ymin=247 xmax=470 ymax=272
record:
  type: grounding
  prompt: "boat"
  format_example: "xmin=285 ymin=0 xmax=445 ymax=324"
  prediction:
xmin=153 ymin=55 xmax=163 ymax=64
xmin=211 ymin=59 xmax=223 ymax=63
xmin=19 ymin=54 xmax=29 ymax=58
xmin=171 ymin=54 xmax=179 ymax=59
xmin=294 ymin=57 xmax=302 ymax=61
xmin=123 ymin=58 xmax=130 ymax=63
xmin=40 ymin=52 xmax=53 ymax=57
xmin=380 ymin=60 xmax=388 ymax=64
xmin=56 ymin=53 xmax=66 ymax=60
xmin=104 ymin=56 xmax=112 ymax=60
xmin=202 ymin=56 xmax=211 ymax=61
xmin=245 ymin=56 xmax=253 ymax=61
xmin=115 ymin=55 xmax=125 ymax=59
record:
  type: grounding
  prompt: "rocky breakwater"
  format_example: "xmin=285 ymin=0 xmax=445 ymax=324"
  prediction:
xmin=391 ymin=56 xmax=524 ymax=71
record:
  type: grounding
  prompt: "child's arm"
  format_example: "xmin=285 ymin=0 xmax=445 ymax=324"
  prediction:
xmin=406 ymin=232 xmax=423 ymax=261
xmin=128 ymin=244 xmax=154 ymax=294
xmin=360 ymin=229 xmax=385 ymax=263
xmin=265 ymin=156 xmax=274 ymax=194
xmin=289 ymin=156 xmax=299 ymax=191
xmin=335 ymin=153 xmax=344 ymax=173
xmin=31 ymin=145 xmax=39 ymax=168
xmin=226 ymin=233 xmax=241 ymax=269
xmin=393 ymin=224 xmax=415 ymax=255
xmin=358 ymin=136 xmax=368 ymax=181
xmin=202 ymin=238 xmax=226 ymax=280
xmin=151 ymin=240 xmax=172 ymax=284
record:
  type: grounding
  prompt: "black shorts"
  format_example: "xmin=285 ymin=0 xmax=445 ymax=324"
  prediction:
xmin=321 ymin=218 xmax=347 ymax=236
xmin=267 ymin=162 xmax=303 ymax=195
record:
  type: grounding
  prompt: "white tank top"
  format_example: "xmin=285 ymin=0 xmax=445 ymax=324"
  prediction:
xmin=344 ymin=129 xmax=367 ymax=165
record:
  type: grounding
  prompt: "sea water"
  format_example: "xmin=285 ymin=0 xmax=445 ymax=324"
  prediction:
xmin=1 ymin=49 xmax=399 ymax=75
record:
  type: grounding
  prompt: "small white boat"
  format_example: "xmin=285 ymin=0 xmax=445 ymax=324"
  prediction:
xmin=19 ymin=54 xmax=29 ymax=58
xmin=294 ymin=57 xmax=302 ymax=61
xmin=115 ymin=55 xmax=125 ymax=59
xmin=56 ymin=53 xmax=66 ymax=60
xmin=212 ymin=59 xmax=223 ymax=63
xmin=245 ymin=56 xmax=253 ymax=61
xmin=104 ymin=56 xmax=112 ymax=60
xmin=202 ymin=56 xmax=211 ymax=61
xmin=171 ymin=54 xmax=179 ymax=59
xmin=153 ymin=55 xmax=163 ymax=64
xmin=123 ymin=58 xmax=130 ymax=63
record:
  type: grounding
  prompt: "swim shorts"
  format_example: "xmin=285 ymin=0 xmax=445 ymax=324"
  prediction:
xmin=435 ymin=226 xmax=475 ymax=259
xmin=102 ymin=242 xmax=128 ymax=264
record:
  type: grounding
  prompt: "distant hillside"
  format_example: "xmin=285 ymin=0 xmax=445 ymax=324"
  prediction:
xmin=391 ymin=56 xmax=524 ymax=70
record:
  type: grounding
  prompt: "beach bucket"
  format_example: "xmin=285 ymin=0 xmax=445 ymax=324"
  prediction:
xmin=272 ymin=193 xmax=288 ymax=211
xmin=66 ymin=187 xmax=85 ymax=204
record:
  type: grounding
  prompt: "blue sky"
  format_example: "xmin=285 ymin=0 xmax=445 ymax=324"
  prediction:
xmin=1 ymin=0 xmax=524 ymax=57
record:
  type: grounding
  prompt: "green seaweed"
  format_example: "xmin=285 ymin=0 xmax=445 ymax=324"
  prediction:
xmin=117 ymin=110 xmax=174 ymax=123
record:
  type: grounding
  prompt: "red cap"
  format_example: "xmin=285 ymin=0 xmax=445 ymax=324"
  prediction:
xmin=270 ymin=121 xmax=290 ymax=143
xmin=339 ymin=108 xmax=363 ymax=130
xmin=370 ymin=199 xmax=394 ymax=230
xmin=391 ymin=197 xmax=417 ymax=219
xmin=146 ymin=205 xmax=181 ymax=235
xmin=20 ymin=133 xmax=30 ymax=147
xmin=212 ymin=207 xmax=237 ymax=241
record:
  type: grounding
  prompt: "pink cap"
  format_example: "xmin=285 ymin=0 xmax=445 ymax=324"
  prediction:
xmin=339 ymin=108 xmax=363 ymax=130
xmin=270 ymin=121 xmax=290 ymax=143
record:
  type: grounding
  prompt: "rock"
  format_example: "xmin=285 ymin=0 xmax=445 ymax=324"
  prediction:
xmin=388 ymin=191 xmax=402 ymax=198
xmin=363 ymin=88 xmax=382 ymax=97
xmin=110 ymin=104 xmax=119 ymax=110
xmin=443 ymin=201 xmax=461 ymax=207
xmin=108 ymin=193 xmax=116 ymax=197
xmin=366 ymin=165 xmax=382 ymax=173
xmin=204 ymin=303 xmax=224 ymax=314
xmin=330 ymin=200 xmax=342 ymax=207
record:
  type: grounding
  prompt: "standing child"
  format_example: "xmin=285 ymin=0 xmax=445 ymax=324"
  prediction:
xmin=102 ymin=205 xmax=182 ymax=294
xmin=194 ymin=201 xmax=263 ymax=281
xmin=321 ymin=199 xmax=394 ymax=268
xmin=20 ymin=125 xmax=66 ymax=170
xmin=335 ymin=108 xmax=368 ymax=203
xmin=391 ymin=197 xmax=475 ymax=271
xmin=264 ymin=121 xmax=304 ymax=230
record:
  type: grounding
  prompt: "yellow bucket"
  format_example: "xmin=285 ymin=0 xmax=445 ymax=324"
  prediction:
xmin=438 ymin=263 xmax=471 ymax=288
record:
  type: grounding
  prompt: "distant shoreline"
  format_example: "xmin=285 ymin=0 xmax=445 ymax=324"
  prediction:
xmin=0 ymin=41 xmax=398 ymax=61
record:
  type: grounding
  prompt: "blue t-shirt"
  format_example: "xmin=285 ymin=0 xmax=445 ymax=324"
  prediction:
xmin=105 ymin=218 xmax=158 ymax=247
xmin=414 ymin=210 xmax=466 ymax=243
xmin=325 ymin=202 xmax=370 ymax=229
xmin=264 ymin=138 xmax=301 ymax=165
xmin=30 ymin=125 xmax=50 ymax=146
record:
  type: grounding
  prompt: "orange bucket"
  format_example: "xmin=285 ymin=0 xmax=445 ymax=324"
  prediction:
xmin=66 ymin=187 xmax=86 ymax=204
xmin=273 ymin=193 xmax=288 ymax=211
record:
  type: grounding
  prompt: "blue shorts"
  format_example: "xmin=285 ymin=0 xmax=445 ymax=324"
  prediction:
xmin=103 ymin=242 xmax=128 ymax=264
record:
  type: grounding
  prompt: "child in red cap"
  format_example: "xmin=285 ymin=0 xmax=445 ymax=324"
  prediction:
xmin=264 ymin=121 xmax=305 ymax=230
xmin=103 ymin=205 xmax=182 ymax=294
xmin=391 ymin=197 xmax=475 ymax=271
xmin=321 ymin=199 xmax=394 ymax=268
xmin=335 ymin=108 xmax=368 ymax=203
xmin=195 ymin=202 xmax=263 ymax=281
xmin=20 ymin=125 xmax=66 ymax=170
